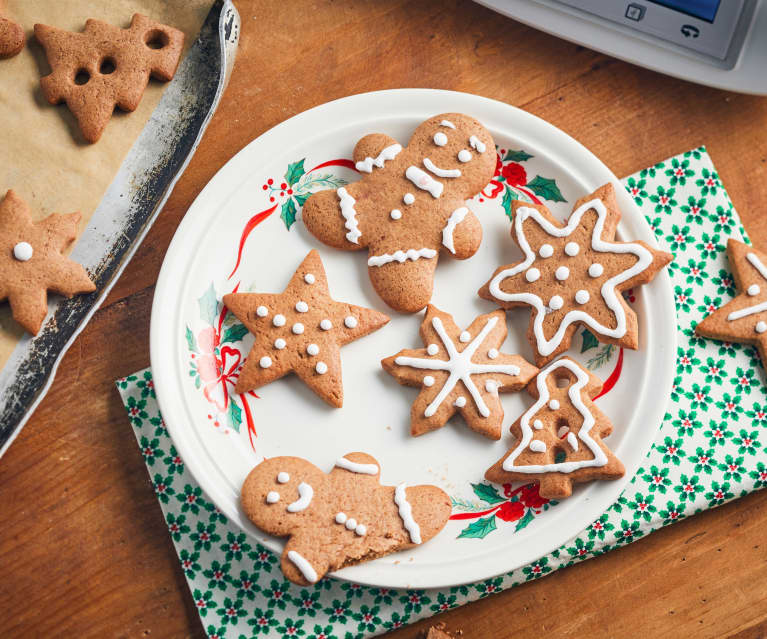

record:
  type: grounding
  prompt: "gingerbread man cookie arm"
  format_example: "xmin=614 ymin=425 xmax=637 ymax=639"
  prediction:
xmin=396 ymin=484 xmax=452 ymax=545
xmin=352 ymin=133 xmax=402 ymax=174
xmin=302 ymin=183 xmax=370 ymax=251
xmin=441 ymin=203 xmax=483 ymax=260
xmin=281 ymin=537 xmax=328 ymax=585
xmin=329 ymin=452 xmax=382 ymax=479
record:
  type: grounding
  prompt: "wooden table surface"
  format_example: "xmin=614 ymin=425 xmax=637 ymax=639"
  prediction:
xmin=2 ymin=1 xmax=767 ymax=637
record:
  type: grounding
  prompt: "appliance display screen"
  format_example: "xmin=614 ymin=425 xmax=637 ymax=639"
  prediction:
xmin=648 ymin=0 xmax=722 ymax=23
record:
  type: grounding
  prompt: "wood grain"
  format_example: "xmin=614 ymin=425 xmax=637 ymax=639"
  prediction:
xmin=1 ymin=1 xmax=766 ymax=637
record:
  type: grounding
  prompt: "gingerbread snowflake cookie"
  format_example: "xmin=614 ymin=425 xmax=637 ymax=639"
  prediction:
xmin=696 ymin=239 xmax=767 ymax=365
xmin=35 ymin=14 xmax=184 ymax=143
xmin=0 ymin=190 xmax=95 ymax=334
xmin=479 ymin=183 xmax=672 ymax=366
xmin=223 ymin=250 xmax=389 ymax=407
xmin=0 ymin=14 xmax=24 ymax=58
xmin=485 ymin=357 xmax=624 ymax=499
xmin=302 ymin=113 xmax=496 ymax=313
xmin=241 ymin=452 xmax=451 ymax=585
xmin=382 ymin=305 xmax=538 ymax=439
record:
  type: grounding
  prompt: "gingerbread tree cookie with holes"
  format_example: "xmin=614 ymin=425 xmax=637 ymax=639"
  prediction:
xmin=35 ymin=14 xmax=184 ymax=143
xmin=241 ymin=452 xmax=451 ymax=585
xmin=382 ymin=305 xmax=538 ymax=439
xmin=302 ymin=113 xmax=496 ymax=313
xmin=479 ymin=183 xmax=672 ymax=366
xmin=485 ymin=357 xmax=625 ymax=499
xmin=696 ymin=239 xmax=767 ymax=365
xmin=0 ymin=190 xmax=95 ymax=334
xmin=223 ymin=250 xmax=389 ymax=407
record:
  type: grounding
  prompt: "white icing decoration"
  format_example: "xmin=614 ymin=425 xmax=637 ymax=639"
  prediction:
xmin=575 ymin=290 xmax=590 ymax=305
xmin=274 ymin=338 xmax=286 ymax=349
xmin=335 ymin=457 xmax=379 ymax=475
xmin=307 ymin=343 xmax=319 ymax=356
xmin=757 ymin=321 xmax=767 ymax=334
xmin=403 ymin=193 xmax=415 ymax=205
xmin=555 ymin=266 xmax=570 ymax=281
xmin=259 ymin=356 xmax=272 ymax=368
xmin=405 ymin=166 xmax=443 ymax=198
xmin=423 ymin=375 xmax=435 ymax=387
xmin=588 ymin=263 xmax=604 ymax=278
xmin=459 ymin=331 xmax=471 ymax=343
xmin=549 ymin=295 xmax=563 ymax=310
xmin=273 ymin=314 xmax=286 ymax=327
xmin=390 ymin=209 xmax=402 ymax=220
xmin=423 ymin=157 xmax=461 ymax=178
xmin=256 ymin=305 xmax=268 ymax=317
xmin=442 ymin=206 xmax=468 ymax=254
xmin=286 ymin=482 xmax=313 ymax=512
xmin=549 ymin=399 xmax=560 ymax=410
xmin=557 ymin=425 xmax=570 ymax=438
xmin=292 ymin=323 xmax=304 ymax=335
xmin=345 ymin=518 xmax=357 ymax=530
xmin=337 ymin=187 xmax=362 ymax=244
xmin=487 ymin=198 xmax=655 ymax=356
xmin=266 ymin=491 xmax=280 ymax=504
xmin=454 ymin=397 xmax=466 ymax=407
xmin=529 ymin=440 xmax=546 ymax=453
xmin=727 ymin=253 xmax=767 ymax=321
xmin=287 ymin=550 xmax=318 ymax=583
xmin=533 ymin=419 xmax=543 ymax=430
xmin=485 ymin=380 xmax=500 ymax=393
xmin=315 ymin=361 xmax=328 ymax=374
xmin=12 ymin=242 xmax=33 ymax=262
xmin=344 ymin=316 xmax=358 ymax=328
xmin=354 ymin=143 xmax=402 ymax=173
xmin=433 ymin=132 xmax=448 ymax=146
xmin=427 ymin=344 xmax=439 ymax=355
xmin=393 ymin=316 xmax=521 ymax=418
xmin=277 ymin=472 xmax=290 ymax=483
xmin=488 ymin=348 xmax=498 ymax=359
xmin=748 ymin=284 xmax=760 ymax=296
xmin=565 ymin=242 xmax=580 ymax=256
xmin=368 ymin=248 xmax=437 ymax=267
xmin=304 ymin=273 xmax=315 ymax=284
xmin=440 ymin=119 xmax=456 ymax=129
xmin=502 ymin=359 xmax=609 ymax=473
xmin=457 ymin=149 xmax=472 ymax=163
xmin=539 ymin=244 xmax=553 ymax=258
xmin=355 ymin=524 xmax=366 ymax=536
xmin=469 ymin=135 xmax=486 ymax=153
xmin=295 ymin=301 xmax=309 ymax=313
xmin=394 ymin=483 xmax=422 ymax=544
xmin=525 ymin=268 xmax=540 ymax=282
xmin=320 ymin=319 xmax=332 ymax=330
xmin=335 ymin=512 xmax=347 ymax=524
xmin=567 ymin=431 xmax=579 ymax=451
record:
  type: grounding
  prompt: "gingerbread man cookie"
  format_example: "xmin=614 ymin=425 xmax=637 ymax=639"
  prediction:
xmin=0 ymin=14 xmax=24 ymax=58
xmin=485 ymin=357 xmax=624 ymax=499
xmin=35 ymin=14 xmax=184 ymax=143
xmin=479 ymin=183 xmax=672 ymax=366
xmin=382 ymin=305 xmax=538 ymax=439
xmin=696 ymin=239 xmax=767 ymax=365
xmin=302 ymin=113 xmax=496 ymax=313
xmin=241 ymin=452 xmax=451 ymax=585
xmin=0 ymin=190 xmax=95 ymax=334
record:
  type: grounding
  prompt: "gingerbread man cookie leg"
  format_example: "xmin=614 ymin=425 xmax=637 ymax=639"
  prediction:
xmin=0 ymin=14 xmax=24 ymax=58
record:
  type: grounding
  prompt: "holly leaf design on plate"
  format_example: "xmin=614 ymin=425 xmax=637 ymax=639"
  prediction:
xmin=198 ymin=283 xmax=219 ymax=325
xmin=457 ymin=514 xmax=497 ymax=539
xmin=294 ymin=193 xmax=310 ymax=208
xmin=221 ymin=323 xmax=248 ymax=344
xmin=186 ymin=326 xmax=198 ymax=353
xmin=504 ymin=149 xmax=533 ymax=162
xmin=580 ymin=329 xmax=599 ymax=353
xmin=514 ymin=509 xmax=535 ymax=532
xmin=228 ymin=400 xmax=242 ymax=433
xmin=526 ymin=175 xmax=566 ymax=202
xmin=472 ymin=482 xmax=505 ymax=505
xmin=284 ymin=158 xmax=306 ymax=187
xmin=281 ymin=198 xmax=298 ymax=231
xmin=501 ymin=185 xmax=513 ymax=220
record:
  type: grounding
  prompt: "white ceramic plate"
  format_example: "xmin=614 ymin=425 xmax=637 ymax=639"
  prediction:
xmin=150 ymin=89 xmax=675 ymax=589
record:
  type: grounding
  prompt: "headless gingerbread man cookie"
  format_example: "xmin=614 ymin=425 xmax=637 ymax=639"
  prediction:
xmin=241 ymin=452 xmax=451 ymax=585
xmin=302 ymin=113 xmax=496 ymax=313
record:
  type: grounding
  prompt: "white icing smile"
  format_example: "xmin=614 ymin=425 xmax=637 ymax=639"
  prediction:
xmin=286 ymin=482 xmax=314 ymax=512
xmin=423 ymin=158 xmax=461 ymax=179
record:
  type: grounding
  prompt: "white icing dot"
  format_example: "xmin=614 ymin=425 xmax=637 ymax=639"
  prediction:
xmin=390 ymin=209 xmax=402 ymax=220
xmin=549 ymin=295 xmax=563 ymax=310
xmin=344 ymin=316 xmax=358 ymax=328
xmin=320 ymin=319 xmax=332 ymax=330
xmin=757 ymin=321 xmax=767 ymax=334
xmin=259 ymin=356 xmax=272 ymax=368
xmin=748 ymin=284 xmax=760 ymax=296
xmin=304 ymin=273 xmax=315 ymax=284
xmin=575 ymin=289 xmax=590 ymax=305
xmin=266 ymin=491 xmax=280 ymax=504
xmin=454 ymin=397 xmax=466 ymax=407
xmin=533 ymin=419 xmax=543 ymax=430
xmin=274 ymin=338 xmax=286 ymax=349
xmin=256 ymin=305 xmax=268 ymax=317
xmin=12 ymin=242 xmax=33 ymax=262
xmin=335 ymin=512 xmax=347 ymax=524
xmin=549 ymin=399 xmax=560 ymax=410
xmin=588 ymin=263 xmax=604 ymax=278
xmin=427 ymin=344 xmax=439 ymax=355
xmin=277 ymin=472 xmax=289 ymax=483
xmin=529 ymin=440 xmax=547 ymax=453
xmin=433 ymin=132 xmax=448 ymax=146
xmin=423 ymin=375 xmax=435 ymax=387
xmin=355 ymin=524 xmax=367 ymax=536
xmin=316 ymin=361 xmax=328 ymax=375
xmin=307 ymin=343 xmax=319 ymax=356
xmin=459 ymin=331 xmax=471 ymax=343
xmin=403 ymin=193 xmax=415 ymax=205
xmin=487 ymin=348 xmax=499 ymax=359
xmin=295 ymin=301 xmax=309 ymax=313
xmin=539 ymin=244 xmax=553 ymax=258
xmin=345 ymin=518 xmax=357 ymax=530
xmin=564 ymin=242 xmax=580 ymax=256
xmin=292 ymin=323 xmax=304 ymax=334
xmin=273 ymin=314 xmax=286 ymax=327
xmin=555 ymin=266 xmax=570 ymax=281
xmin=457 ymin=149 xmax=472 ymax=163
xmin=485 ymin=380 xmax=499 ymax=393
xmin=525 ymin=268 xmax=540 ymax=282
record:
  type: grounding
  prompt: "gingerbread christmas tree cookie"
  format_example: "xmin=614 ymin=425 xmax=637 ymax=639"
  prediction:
xmin=479 ymin=183 xmax=672 ymax=366
xmin=223 ymin=250 xmax=389 ymax=407
xmin=241 ymin=452 xmax=451 ymax=585
xmin=696 ymin=239 xmax=767 ymax=365
xmin=35 ymin=13 xmax=184 ymax=143
xmin=302 ymin=113 xmax=496 ymax=313
xmin=0 ymin=190 xmax=95 ymax=335
xmin=382 ymin=305 xmax=538 ymax=439
xmin=485 ymin=357 xmax=624 ymax=499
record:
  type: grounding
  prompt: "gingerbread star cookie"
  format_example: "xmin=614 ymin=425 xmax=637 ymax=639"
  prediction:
xmin=485 ymin=357 xmax=625 ymax=499
xmin=0 ymin=190 xmax=95 ymax=335
xmin=241 ymin=452 xmax=451 ymax=585
xmin=479 ymin=183 xmax=672 ymax=366
xmin=696 ymin=239 xmax=767 ymax=365
xmin=223 ymin=250 xmax=389 ymax=407
xmin=0 ymin=14 xmax=25 ymax=58
xmin=382 ymin=305 xmax=538 ymax=439
xmin=302 ymin=113 xmax=496 ymax=313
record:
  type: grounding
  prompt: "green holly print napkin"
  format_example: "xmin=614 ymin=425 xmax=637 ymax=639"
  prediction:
xmin=117 ymin=147 xmax=766 ymax=639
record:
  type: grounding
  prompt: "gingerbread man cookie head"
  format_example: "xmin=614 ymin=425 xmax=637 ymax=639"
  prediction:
xmin=302 ymin=113 xmax=496 ymax=313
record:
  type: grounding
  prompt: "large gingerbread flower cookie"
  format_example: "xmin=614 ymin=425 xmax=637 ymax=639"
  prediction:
xmin=302 ymin=113 xmax=496 ymax=313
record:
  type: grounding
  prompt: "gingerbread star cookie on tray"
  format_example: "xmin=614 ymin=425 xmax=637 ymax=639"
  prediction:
xmin=382 ymin=305 xmax=538 ymax=439
xmin=302 ymin=113 xmax=496 ymax=313
xmin=479 ymin=183 xmax=672 ymax=366
xmin=696 ymin=239 xmax=767 ymax=365
xmin=0 ymin=190 xmax=95 ymax=335
xmin=485 ymin=357 xmax=625 ymax=499
xmin=223 ymin=250 xmax=389 ymax=407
